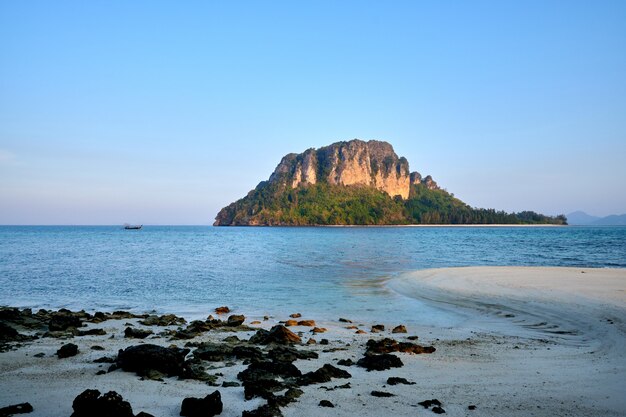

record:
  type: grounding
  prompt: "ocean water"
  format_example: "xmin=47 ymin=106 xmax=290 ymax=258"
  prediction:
xmin=1 ymin=226 xmax=625 ymax=323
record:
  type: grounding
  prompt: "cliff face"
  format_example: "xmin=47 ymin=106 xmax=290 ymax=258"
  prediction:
xmin=213 ymin=139 xmax=447 ymax=226
xmin=267 ymin=139 xmax=433 ymax=199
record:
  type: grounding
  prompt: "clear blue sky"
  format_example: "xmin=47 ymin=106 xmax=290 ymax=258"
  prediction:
xmin=1 ymin=1 xmax=625 ymax=224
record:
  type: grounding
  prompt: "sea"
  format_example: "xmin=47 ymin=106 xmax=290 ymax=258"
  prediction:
xmin=1 ymin=226 xmax=625 ymax=324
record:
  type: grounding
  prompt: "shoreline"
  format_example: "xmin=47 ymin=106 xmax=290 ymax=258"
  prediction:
xmin=2 ymin=267 xmax=626 ymax=416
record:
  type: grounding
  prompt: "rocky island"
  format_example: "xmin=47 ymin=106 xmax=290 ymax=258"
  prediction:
xmin=214 ymin=139 xmax=566 ymax=226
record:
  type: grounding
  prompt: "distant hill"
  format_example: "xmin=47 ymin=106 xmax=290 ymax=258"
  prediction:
xmin=566 ymin=211 xmax=626 ymax=226
xmin=214 ymin=139 xmax=567 ymax=226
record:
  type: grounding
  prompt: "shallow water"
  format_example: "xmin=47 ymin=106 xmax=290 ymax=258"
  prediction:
xmin=1 ymin=226 xmax=624 ymax=323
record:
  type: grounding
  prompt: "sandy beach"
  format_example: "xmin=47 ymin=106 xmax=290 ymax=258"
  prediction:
xmin=1 ymin=266 xmax=625 ymax=417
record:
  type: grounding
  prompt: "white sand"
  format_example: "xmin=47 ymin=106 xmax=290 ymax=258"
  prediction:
xmin=1 ymin=266 xmax=625 ymax=417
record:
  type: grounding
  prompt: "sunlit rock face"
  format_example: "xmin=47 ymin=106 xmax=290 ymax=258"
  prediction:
xmin=268 ymin=139 xmax=424 ymax=199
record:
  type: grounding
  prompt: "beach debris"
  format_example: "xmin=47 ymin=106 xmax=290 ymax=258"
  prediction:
xmin=365 ymin=338 xmax=436 ymax=355
xmin=355 ymin=330 xmax=367 ymax=334
xmin=124 ymin=327 xmax=153 ymax=339
xmin=468 ymin=404 xmax=477 ymax=410
xmin=139 ymin=314 xmax=185 ymax=326
xmin=387 ymin=376 xmax=415 ymax=385
xmin=371 ymin=391 xmax=395 ymax=397
xmin=318 ymin=400 xmax=334 ymax=407
xmin=116 ymin=344 xmax=189 ymax=377
xmin=298 ymin=363 xmax=351 ymax=385
xmin=338 ymin=317 xmax=352 ymax=323
xmin=56 ymin=343 xmax=79 ymax=358
xmin=289 ymin=313 xmax=302 ymax=318
xmin=227 ymin=315 xmax=246 ymax=326
xmin=70 ymin=390 xmax=136 ymax=417
xmin=215 ymin=306 xmax=230 ymax=314
xmin=356 ymin=353 xmax=403 ymax=371
xmin=371 ymin=324 xmax=385 ymax=333
xmin=180 ymin=391 xmax=223 ymax=417
xmin=242 ymin=403 xmax=283 ymax=417
xmin=392 ymin=325 xmax=407 ymax=333
xmin=0 ymin=402 xmax=33 ymax=416
xmin=250 ymin=320 xmax=262 ymax=325
xmin=249 ymin=325 xmax=301 ymax=344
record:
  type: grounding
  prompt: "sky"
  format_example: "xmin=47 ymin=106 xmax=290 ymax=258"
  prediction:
xmin=1 ymin=1 xmax=625 ymax=225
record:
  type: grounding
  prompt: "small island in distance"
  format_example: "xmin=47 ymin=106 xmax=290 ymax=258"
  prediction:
xmin=214 ymin=139 xmax=567 ymax=226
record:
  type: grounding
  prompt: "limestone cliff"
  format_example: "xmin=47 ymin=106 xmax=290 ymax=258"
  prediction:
xmin=266 ymin=139 xmax=435 ymax=200
xmin=213 ymin=138 xmax=567 ymax=226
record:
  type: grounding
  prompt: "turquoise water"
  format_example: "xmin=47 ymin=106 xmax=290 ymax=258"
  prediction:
xmin=1 ymin=226 xmax=625 ymax=322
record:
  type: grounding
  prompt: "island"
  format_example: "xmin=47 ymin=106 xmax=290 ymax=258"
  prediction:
xmin=214 ymin=139 xmax=566 ymax=226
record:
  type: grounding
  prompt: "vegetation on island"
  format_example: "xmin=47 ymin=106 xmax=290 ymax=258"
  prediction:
xmin=214 ymin=182 xmax=567 ymax=226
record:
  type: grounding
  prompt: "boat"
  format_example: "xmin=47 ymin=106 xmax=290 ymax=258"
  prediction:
xmin=123 ymin=224 xmax=142 ymax=230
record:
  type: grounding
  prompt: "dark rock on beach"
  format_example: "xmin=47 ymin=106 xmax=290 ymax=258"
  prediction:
xmin=267 ymin=346 xmax=318 ymax=362
xmin=77 ymin=328 xmax=107 ymax=336
xmin=366 ymin=338 xmax=435 ymax=354
xmin=237 ymin=359 xmax=298 ymax=400
xmin=180 ymin=391 xmax=223 ymax=417
xmin=242 ymin=404 xmax=283 ymax=417
xmin=233 ymin=345 xmax=264 ymax=361
xmin=0 ymin=322 xmax=19 ymax=340
xmin=298 ymin=364 xmax=351 ymax=385
xmin=116 ymin=344 xmax=189 ymax=377
xmin=391 ymin=325 xmax=407 ymax=333
xmin=124 ymin=327 xmax=153 ymax=339
xmin=214 ymin=306 xmax=230 ymax=314
xmin=418 ymin=399 xmax=442 ymax=409
xmin=371 ymin=391 xmax=395 ymax=397
xmin=49 ymin=311 xmax=83 ymax=332
xmin=371 ymin=324 xmax=385 ymax=333
xmin=227 ymin=315 xmax=246 ymax=326
xmin=318 ymin=400 xmax=334 ymax=407
xmin=139 ymin=314 xmax=185 ymax=327
xmin=193 ymin=342 xmax=234 ymax=362
xmin=57 ymin=343 xmax=79 ymax=358
xmin=180 ymin=360 xmax=217 ymax=383
xmin=0 ymin=402 xmax=33 ymax=416
xmin=249 ymin=325 xmax=301 ymax=345
xmin=356 ymin=353 xmax=403 ymax=371
xmin=387 ymin=376 xmax=415 ymax=385
xmin=70 ymin=390 xmax=134 ymax=417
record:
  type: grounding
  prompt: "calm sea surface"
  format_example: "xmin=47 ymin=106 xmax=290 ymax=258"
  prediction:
xmin=1 ymin=226 xmax=625 ymax=323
